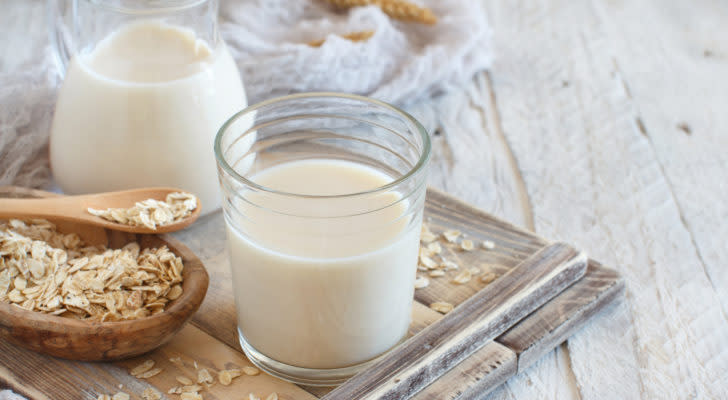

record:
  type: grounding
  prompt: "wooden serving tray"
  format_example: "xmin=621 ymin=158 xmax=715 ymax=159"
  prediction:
xmin=0 ymin=187 xmax=623 ymax=399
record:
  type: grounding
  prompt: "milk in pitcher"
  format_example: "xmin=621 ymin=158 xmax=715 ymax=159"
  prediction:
xmin=50 ymin=21 xmax=248 ymax=214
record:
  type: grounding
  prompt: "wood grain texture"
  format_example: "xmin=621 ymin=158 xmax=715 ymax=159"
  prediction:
xmin=483 ymin=0 xmax=728 ymax=397
xmin=0 ymin=335 xmax=159 ymax=400
xmin=0 ymin=323 xmax=317 ymax=400
xmin=321 ymin=243 xmax=587 ymax=400
xmin=408 ymin=303 xmax=519 ymax=400
xmin=496 ymin=260 xmax=624 ymax=371
xmin=595 ymin=0 xmax=728 ymax=319
xmin=415 ymin=188 xmax=545 ymax=309
xmin=412 ymin=341 xmax=517 ymax=400
xmin=0 ymin=187 xmax=209 ymax=362
xmin=114 ymin=324 xmax=318 ymax=400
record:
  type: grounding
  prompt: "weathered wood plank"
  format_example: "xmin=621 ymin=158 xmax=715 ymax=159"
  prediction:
xmin=411 ymin=261 xmax=625 ymax=400
xmin=415 ymin=188 xmax=545 ymax=308
xmin=412 ymin=341 xmax=517 ymax=400
xmin=0 ymin=324 xmax=316 ymax=400
xmin=595 ymin=0 xmax=728 ymax=319
xmin=116 ymin=325 xmax=315 ymax=400
xmin=321 ymin=243 xmax=587 ymax=399
xmin=483 ymin=0 xmax=728 ymax=397
xmin=497 ymin=260 xmax=624 ymax=371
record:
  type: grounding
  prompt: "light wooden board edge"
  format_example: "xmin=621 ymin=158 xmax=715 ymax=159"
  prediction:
xmin=497 ymin=260 xmax=626 ymax=372
xmin=411 ymin=341 xmax=517 ymax=400
xmin=412 ymin=261 xmax=625 ymax=399
xmin=0 ymin=323 xmax=317 ymax=400
xmin=321 ymin=243 xmax=587 ymax=399
xmin=424 ymin=187 xmax=548 ymax=248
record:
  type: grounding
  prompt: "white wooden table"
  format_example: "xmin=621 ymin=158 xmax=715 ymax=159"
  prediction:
xmin=2 ymin=0 xmax=727 ymax=398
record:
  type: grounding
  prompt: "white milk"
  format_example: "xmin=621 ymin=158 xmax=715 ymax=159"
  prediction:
xmin=225 ymin=159 xmax=421 ymax=369
xmin=50 ymin=21 xmax=248 ymax=214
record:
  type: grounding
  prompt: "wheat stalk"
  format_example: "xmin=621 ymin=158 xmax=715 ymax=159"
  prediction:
xmin=324 ymin=0 xmax=437 ymax=25
xmin=308 ymin=30 xmax=376 ymax=47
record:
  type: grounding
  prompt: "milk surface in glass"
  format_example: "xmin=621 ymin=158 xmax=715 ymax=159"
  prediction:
xmin=50 ymin=21 xmax=248 ymax=214
xmin=226 ymin=159 xmax=421 ymax=369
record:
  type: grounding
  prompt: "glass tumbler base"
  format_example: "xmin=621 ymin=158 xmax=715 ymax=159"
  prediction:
xmin=237 ymin=328 xmax=383 ymax=387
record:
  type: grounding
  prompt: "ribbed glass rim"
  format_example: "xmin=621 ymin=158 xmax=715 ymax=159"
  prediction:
xmin=214 ymin=92 xmax=431 ymax=199
xmin=87 ymin=0 xmax=208 ymax=14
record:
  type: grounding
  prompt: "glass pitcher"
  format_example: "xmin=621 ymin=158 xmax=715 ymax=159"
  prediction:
xmin=48 ymin=0 xmax=248 ymax=215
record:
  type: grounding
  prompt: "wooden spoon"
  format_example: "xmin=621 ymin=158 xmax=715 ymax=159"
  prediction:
xmin=0 ymin=187 xmax=202 ymax=234
xmin=0 ymin=186 xmax=209 ymax=361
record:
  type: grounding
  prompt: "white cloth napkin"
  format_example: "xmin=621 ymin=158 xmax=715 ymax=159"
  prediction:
xmin=220 ymin=0 xmax=492 ymax=105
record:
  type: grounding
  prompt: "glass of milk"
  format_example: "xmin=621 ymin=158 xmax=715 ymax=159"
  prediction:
xmin=215 ymin=93 xmax=431 ymax=385
xmin=48 ymin=0 xmax=247 ymax=214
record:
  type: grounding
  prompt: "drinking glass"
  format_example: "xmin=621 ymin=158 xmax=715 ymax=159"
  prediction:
xmin=215 ymin=93 xmax=431 ymax=385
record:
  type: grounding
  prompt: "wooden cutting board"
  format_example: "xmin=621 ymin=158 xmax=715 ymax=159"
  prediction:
xmin=0 ymin=187 xmax=623 ymax=399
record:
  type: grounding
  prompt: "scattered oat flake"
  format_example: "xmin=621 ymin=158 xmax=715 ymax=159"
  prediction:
xmin=452 ymin=269 xmax=472 ymax=284
xmin=482 ymin=240 xmax=496 ymax=250
xmin=419 ymin=255 xmax=438 ymax=270
xmin=429 ymin=270 xmax=445 ymax=277
xmin=266 ymin=393 xmax=279 ymax=400
xmin=430 ymin=301 xmax=454 ymax=314
xmin=419 ymin=247 xmax=433 ymax=258
xmin=177 ymin=375 xmax=194 ymax=385
xmin=197 ymin=368 xmax=214 ymax=384
xmin=443 ymin=229 xmax=461 ymax=243
xmin=218 ymin=371 xmax=232 ymax=386
xmin=112 ymin=393 xmax=130 ymax=400
xmin=98 ymin=396 xmax=111 ymax=400
xmin=441 ymin=260 xmax=459 ymax=270
xmin=169 ymin=385 xmax=203 ymax=395
xmin=137 ymin=367 xmax=163 ymax=379
xmin=130 ymin=360 xmax=155 ymax=376
xmin=181 ymin=393 xmax=203 ymax=400
xmin=249 ymin=394 xmax=261 ymax=400
xmin=414 ymin=276 xmax=429 ymax=289
xmin=460 ymin=239 xmax=474 ymax=251
xmin=218 ymin=369 xmax=242 ymax=385
xmin=243 ymin=366 xmax=261 ymax=376
xmin=468 ymin=267 xmax=481 ymax=275
xmin=481 ymin=272 xmax=497 ymax=284
xmin=420 ymin=230 xmax=437 ymax=243
xmin=426 ymin=242 xmax=442 ymax=254
xmin=142 ymin=388 xmax=162 ymax=400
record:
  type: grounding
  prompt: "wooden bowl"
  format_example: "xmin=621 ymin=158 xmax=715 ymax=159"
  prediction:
xmin=0 ymin=186 xmax=209 ymax=361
